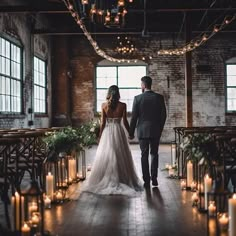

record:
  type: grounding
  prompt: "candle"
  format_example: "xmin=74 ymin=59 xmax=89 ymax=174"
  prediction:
xmin=191 ymin=181 xmax=197 ymax=191
xmin=191 ymin=192 xmax=199 ymax=206
xmin=15 ymin=192 xmax=20 ymax=231
xmin=218 ymin=213 xmax=229 ymax=231
xmin=21 ymin=222 xmax=30 ymax=236
xmin=69 ymin=159 xmax=76 ymax=180
xmin=56 ymin=191 xmax=63 ymax=201
xmin=208 ymin=201 xmax=216 ymax=217
xmin=204 ymin=174 xmax=212 ymax=210
xmin=46 ymin=172 xmax=54 ymax=200
xmin=29 ymin=201 xmax=38 ymax=217
xmin=31 ymin=212 xmax=40 ymax=226
xmin=77 ymin=172 xmax=83 ymax=179
xmin=187 ymin=161 xmax=193 ymax=187
xmin=21 ymin=196 xmax=25 ymax=224
xmin=228 ymin=194 xmax=236 ymax=236
xmin=11 ymin=196 xmax=15 ymax=230
xmin=180 ymin=180 xmax=186 ymax=190
xmin=44 ymin=196 xmax=51 ymax=209
xmin=171 ymin=146 xmax=176 ymax=166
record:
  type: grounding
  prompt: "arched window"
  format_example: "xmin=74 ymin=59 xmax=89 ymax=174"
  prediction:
xmin=95 ymin=60 xmax=147 ymax=112
xmin=0 ymin=36 xmax=22 ymax=113
xmin=226 ymin=57 xmax=236 ymax=112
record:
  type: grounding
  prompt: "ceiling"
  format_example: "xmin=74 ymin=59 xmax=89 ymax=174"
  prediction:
xmin=1 ymin=0 xmax=236 ymax=37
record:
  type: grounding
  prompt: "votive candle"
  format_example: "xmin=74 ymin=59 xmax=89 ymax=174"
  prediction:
xmin=228 ymin=193 xmax=236 ymax=236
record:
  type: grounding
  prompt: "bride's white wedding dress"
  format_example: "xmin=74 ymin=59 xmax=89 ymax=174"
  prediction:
xmin=82 ymin=117 xmax=143 ymax=196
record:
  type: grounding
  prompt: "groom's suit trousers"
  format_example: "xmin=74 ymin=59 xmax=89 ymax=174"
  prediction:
xmin=139 ymin=138 xmax=159 ymax=182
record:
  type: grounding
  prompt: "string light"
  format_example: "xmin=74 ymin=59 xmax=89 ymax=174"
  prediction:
xmin=157 ymin=14 xmax=236 ymax=55
xmin=64 ymin=1 xmax=235 ymax=59
xmin=63 ymin=0 xmax=140 ymax=63
xmin=115 ymin=36 xmax=136 ymax=56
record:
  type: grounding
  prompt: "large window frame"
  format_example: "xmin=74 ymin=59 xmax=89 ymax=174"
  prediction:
xmin=95 ymin=64 xmax=147 ymax=112
xmin=33 ymin=56 xmax=47 ymax=114
xmin=226 ymin=62 xmax=236 ymax=113
xmin=0 ymin=36 xmax=23 ymax=114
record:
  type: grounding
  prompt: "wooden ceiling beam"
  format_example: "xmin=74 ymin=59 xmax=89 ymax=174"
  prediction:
xmin=0 ymin=5 xmax=235 ymax=14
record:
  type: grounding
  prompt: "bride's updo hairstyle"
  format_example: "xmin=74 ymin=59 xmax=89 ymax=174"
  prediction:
xmin=106 ymin=85 xmax=120 ymax=111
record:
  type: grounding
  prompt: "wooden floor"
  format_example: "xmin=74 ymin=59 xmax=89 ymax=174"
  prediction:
xmin=45 ymin=144 xmax=207 ymax=236
xmin=1 ymin=144 xmax=208 ymax=236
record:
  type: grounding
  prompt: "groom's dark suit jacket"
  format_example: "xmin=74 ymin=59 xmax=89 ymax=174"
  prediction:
xmin=130 ymin=90 xmax=166 ymax=139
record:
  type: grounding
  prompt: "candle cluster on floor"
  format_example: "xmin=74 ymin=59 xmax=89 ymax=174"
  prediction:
xmin=10 ymin=150 xmax=90 ymax=235
xmin=179 ymin=171 xmax=236 ymax=235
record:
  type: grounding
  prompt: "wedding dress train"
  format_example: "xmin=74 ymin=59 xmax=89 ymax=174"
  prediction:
xmin=82 ymin=118 xmax=143 ymax=196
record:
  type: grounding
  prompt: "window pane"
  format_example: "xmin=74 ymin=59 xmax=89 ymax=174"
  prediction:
xmin=6 ymin=59 xmax=10 ymax=76
xmin=96 ymin=76 xmax=117 ymax=88
xmin=227 ymin=99 xmax=236 ymax=111
xmin=227 ymin=76 xmax=236 ymax=86
xmin=118 ymin=66 xmax=146 ymax=88
xmin=5 ymin=95 xmax=10 ymax=111
xmin=16 ymin=97 xmax=20 ymax=112
xmin=0 ymin=76 xmax=5 ymax=94
xmin=16 ymin=63 xmax=21 ymax=79
xmin=5 ymin=41 xmax=10 ymax=58
xmin=1 ymin=39 xmax=5 ymax=57
xmin=34 ymin=57 xmax=38 ymax=71
xmin=16 ymin=81 xmax=21 ymax=96
xmin=96 ymin=67 xmax=117 ymax=88
xmin=227 ymin=88 xmax=236 ymax=99
xmin=1 ymin=95 xmax=5 ymax=111
xmin=1 ymin=57 xmax=5 ymax=74
xmin=5 ymin=77 xmax=10 ymax=95
xmin=96 ymin=89 xmax=107 ymax=112
xmin=227 ymin=65 xmax=236 ymax=76
xmin=16 ymin=47 xmax=21 ymax=62
xmin=96 ymin=67 xmax=116 ymax=78
xmin=39 ymin=73 xmax=45 ymax=86
xmin=119 ymin=89 xmax=141 ymax=111
xmin=39 ymin=60 xmax=44 ymax=74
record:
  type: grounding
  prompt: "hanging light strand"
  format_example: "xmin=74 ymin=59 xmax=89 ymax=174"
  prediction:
xmin=63 ymin=0 xmax=139 ymax=63
xmin=157 ymin=14 xmax=236 ymax=55
xmin=63 ymin=0 xmax=236 ymax=59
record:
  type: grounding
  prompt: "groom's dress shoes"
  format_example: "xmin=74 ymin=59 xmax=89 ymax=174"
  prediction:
xmin=152 ymin=179 xmax=158 ymax=187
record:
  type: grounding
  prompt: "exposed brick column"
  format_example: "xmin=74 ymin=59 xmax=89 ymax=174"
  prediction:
xmin=185 ymin=13 xmax=193 ymax=127
xmin=51 ymin=36 xmax=71 ymax=126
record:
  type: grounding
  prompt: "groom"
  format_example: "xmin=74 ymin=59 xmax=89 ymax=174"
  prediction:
xmin=129 ymin=76 xmax=166 ymax=187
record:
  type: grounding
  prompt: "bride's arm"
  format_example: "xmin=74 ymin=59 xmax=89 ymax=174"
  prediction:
xmin=99 ymin=104 xmax=106 ymax=139
xmin=122 ymin=103 xmax=130 ymax=133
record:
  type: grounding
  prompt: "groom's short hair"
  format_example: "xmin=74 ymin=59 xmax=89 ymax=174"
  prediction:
xmin=141 ymin=76 xmax=152 ymax=89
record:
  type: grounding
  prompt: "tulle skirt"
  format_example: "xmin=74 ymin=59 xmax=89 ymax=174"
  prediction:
xmin=82 ymin=118 xmax=143 ymax=196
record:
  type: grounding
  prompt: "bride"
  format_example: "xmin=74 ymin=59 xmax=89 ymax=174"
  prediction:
xmin=82 ymin=85 xmax=143 ymax=196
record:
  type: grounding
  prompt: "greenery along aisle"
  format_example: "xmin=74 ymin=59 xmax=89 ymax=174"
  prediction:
xmin=43 ymin=120 xmax=100 ymax=161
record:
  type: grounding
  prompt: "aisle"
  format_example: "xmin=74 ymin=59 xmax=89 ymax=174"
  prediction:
xmin=45 ymin=144 xmax=207 ymax=236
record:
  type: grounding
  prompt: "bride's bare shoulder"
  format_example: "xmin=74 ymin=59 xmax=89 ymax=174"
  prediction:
xmin=118 ymin=101 xmax=127 ymax=108
xmin=102 ymin=102 xmax=108 ymax=109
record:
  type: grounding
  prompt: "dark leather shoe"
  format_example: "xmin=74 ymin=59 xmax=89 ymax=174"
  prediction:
xmin=152 ymin=179 xmax=158 ymax=187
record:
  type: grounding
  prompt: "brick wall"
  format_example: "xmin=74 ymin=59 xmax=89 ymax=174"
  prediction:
xmin=52 ymin=33 xmax=236 ymax=142
xmin=0 ymin=12 xmax=51 ymax=129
